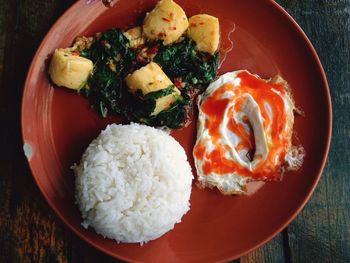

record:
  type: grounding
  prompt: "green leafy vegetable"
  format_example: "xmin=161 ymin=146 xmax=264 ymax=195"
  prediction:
xmin=126 ymin=88 xmax=191 ymax=129
xmin=78 ymin=31 xmax=218 ymax=128
xmin=80 ymin=29 xmax=136 ymax=115
xmin=143 ymin=85 xmax=174 ymax=100
xmin=154 ymin=38 xmax=218 ymax=86
xmin=152 ymin=94 xmax=191 ymax=128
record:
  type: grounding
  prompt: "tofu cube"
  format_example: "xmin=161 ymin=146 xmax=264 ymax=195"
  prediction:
xmin=143 ymin=0 xmax=189 ymax=45
xmin=188 ymin=14 xmax=220 ymax=54
xmin=125 ymin=62 xmax=181 ymax=115
xmin=123 ymin=26 xmax=145 ymax=48
xmin=48 ymin=49 xmax=93 ymax=90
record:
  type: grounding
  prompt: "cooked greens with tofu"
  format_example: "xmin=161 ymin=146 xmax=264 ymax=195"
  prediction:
xmin=125 ymin=62 xmax=181 ymax=116
xmin=188 ymin=14 xmax=220 ymax=55
xmin=143 ymin=0 xmax=189 ymax=45
xmin=48 ymin=0 xmax=220 ymax=128
xmin=49 ymin=49 xmax=93 ymax=90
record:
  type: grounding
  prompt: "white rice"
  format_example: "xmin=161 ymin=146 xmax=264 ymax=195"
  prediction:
xmin=74 ymin=123 xmax=193 ymax=243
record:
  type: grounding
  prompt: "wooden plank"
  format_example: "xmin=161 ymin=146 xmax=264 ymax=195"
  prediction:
xmin=0 ymin=0 xmax=8 ymax=84
xmin=240 ymin=232 xmax=286 ymax=263
xmin=275 ymin=0 xmax=350 ymax=262
xmin=0 ymin=0 xmax=12 ymax=103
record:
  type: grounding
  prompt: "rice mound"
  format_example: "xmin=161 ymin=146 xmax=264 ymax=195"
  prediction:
xmin=74 ymin=123 xmax=193 ymax=243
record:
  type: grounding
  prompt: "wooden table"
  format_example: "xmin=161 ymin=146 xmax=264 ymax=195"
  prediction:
xmin=0 ymin=0 xmax=348 ymax=262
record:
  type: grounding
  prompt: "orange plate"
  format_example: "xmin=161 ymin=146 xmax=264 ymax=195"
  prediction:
xmin=21 ymin=0 xmax=332 ymax=262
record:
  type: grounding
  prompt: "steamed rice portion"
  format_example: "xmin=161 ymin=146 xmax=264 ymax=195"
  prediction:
xmin=74 ymin=123 xmax=193 ymax=243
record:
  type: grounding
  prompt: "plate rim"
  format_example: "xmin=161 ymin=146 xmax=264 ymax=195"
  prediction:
xmin=21 ymin=0 xmax=332 ymax=261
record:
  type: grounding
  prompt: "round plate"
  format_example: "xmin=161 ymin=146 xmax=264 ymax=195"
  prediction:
xmin=22 ymin=0 xmax=332 ymax=262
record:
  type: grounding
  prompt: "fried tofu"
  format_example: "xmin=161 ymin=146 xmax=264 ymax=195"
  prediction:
xmin=48 ymin=49 xmax=93 ymax=90
xmin=125 ymin=62 xmax=181 ymax=115
xmin=143 ymin=0 xmax=189 ymax=45
xmin=188 ymin=14 xmax=220 ymax=54
xmin=124 ymin=26 xmax=145 ymax=48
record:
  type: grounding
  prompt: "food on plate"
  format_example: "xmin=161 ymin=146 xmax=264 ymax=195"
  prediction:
xmin=193 ymin=70 xmax=305 ymax=194
xmin=47 ymin=0 xmax=219 ymax=128
xmin=125 ymin=62 xmax=181 ymax=115
xmin=143 ymin=0 xmax=189 ymax=45
xmin=48 ymin=49 xmax=93 ymax=90
xmin=74 ymin=123 xmax=193 ymax=243
xmin=123 ymin=26 xmax=145 ymax=48
xmin=188 ymin=14 xmax=220 ymax=54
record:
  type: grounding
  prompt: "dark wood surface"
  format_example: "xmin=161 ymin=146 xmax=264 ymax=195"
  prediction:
xmin=0 ymin=0 xmax=348 ymax=262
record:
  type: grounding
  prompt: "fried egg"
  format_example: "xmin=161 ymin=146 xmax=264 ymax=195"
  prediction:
xmin=193 ymin=70 xmax=304 ymax=195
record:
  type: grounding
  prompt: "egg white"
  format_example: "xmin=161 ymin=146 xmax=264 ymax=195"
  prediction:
xmin=194 ymin=70 xmax=299 ymax=195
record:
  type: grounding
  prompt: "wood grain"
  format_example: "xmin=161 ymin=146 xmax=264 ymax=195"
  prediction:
xmin=275 ymin=1 xmax=350 ymax=262
xmin=240 ymin=232 xmax=287 ymax=263
xmin=0 ymin=0 xmax=348 ymax=262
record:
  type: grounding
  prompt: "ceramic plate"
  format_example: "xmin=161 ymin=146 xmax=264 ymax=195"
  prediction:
xmin=22 ymin=0 xmax=332 ymax=262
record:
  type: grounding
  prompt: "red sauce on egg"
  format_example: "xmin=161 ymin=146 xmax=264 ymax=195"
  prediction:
xmin=193 ymin=71 xmax=293 ymax=180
